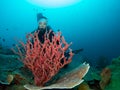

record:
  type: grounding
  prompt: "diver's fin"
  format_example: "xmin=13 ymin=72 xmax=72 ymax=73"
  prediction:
xmin=64 ymin=48 xmax=84 ymax=58
xmin=72 ymin=48 xmax=84 ymax=54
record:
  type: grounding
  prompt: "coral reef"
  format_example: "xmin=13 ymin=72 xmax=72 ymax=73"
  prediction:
xmin=13 ymin=30 xmax=73 ymax=86
xmin=99 ymin=67 xmax=111 ymax=90
xmin=84 ymin=56 xmax=120 ymax=90
xmin=104 ymin=56 xmax=120 ymax=90
xmin=24 ymin=63 xmax=90 ymax=90
xmin=0 ymin=45 xmax=14 ymax=55
xmin=78 ymin=82 xmax=90 ymax=90
xmin=0 ymin=30 xmax=90 ymax=90
xmin=0 ymin=54 xmax=23 ymax=85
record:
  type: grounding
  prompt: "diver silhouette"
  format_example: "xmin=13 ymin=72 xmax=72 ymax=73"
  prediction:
xmin=32 ymin=13 xmax=84 ymax=66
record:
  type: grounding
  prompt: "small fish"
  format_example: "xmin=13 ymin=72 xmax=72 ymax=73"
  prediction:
xmin=2 ymin=38 xmax=5 ymax=42
xmin=58 ymin=29 xmax=60 ymax=31
xmin=33 ymin=8 xmax=35 ymax=11
xmin=33 ymin=8 xmax=38 ymax=12
xmin=12 ymin=44 xmax=15 ymax=46
xmin=6 ymin=28 xmax=8 ymax=31
xmin=42 ymin=8 xmax=46 ymax=11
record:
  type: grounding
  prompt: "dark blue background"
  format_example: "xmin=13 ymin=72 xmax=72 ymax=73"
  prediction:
xmin=0 ymin=0 xmax=120 ymax=61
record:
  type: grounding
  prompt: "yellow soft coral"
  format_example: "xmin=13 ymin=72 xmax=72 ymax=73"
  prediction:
xmin=78 ymin=82 xmax=90 ymax=90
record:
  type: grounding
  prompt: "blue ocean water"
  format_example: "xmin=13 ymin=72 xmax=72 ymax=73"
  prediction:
xmin=0 ymin=0 xmax=120 ymax=62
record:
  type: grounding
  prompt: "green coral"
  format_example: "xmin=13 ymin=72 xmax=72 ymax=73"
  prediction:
xmin=105 ymin=56 xmax=120 ymax=90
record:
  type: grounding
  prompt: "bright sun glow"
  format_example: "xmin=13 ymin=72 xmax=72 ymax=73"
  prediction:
xmin=27 ymin=0 xmax=81 ymax=8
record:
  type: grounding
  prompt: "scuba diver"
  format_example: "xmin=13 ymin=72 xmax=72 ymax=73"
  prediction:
xmin=32 ymin=13 xmax=83 ymax=66
xmin=32 ymin=13 xmax=54 ymax=43
xmin=34 ymin=13 xmax=83 ymax=53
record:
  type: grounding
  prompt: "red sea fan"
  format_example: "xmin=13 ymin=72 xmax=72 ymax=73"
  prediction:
xmin=13 ymin=30 xmax=73 ymax=86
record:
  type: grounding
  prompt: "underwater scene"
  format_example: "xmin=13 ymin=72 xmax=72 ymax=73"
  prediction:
xmin=0 ymin=0 xmax=120 ymax=90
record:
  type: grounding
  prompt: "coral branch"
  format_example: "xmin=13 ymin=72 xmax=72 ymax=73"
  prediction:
xmin=14 ymin=30 xmax=73 ymax=86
